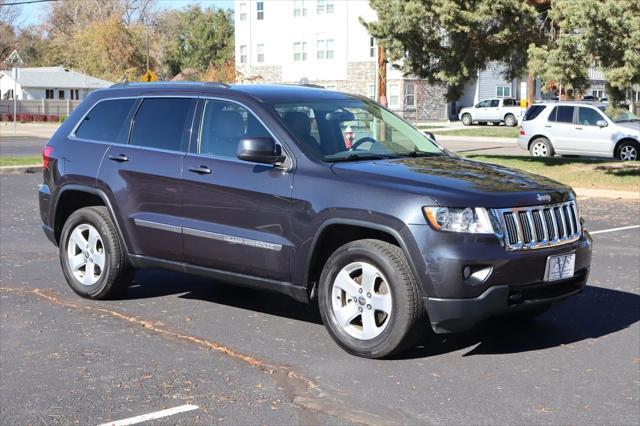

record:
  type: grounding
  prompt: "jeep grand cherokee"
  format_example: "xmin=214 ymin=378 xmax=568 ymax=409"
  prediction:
xmin=39 ymin=83 xmax=592 ymax=358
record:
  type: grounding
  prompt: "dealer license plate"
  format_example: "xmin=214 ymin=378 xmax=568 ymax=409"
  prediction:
xmin=544 ymin=253 xmax=575 ymax=282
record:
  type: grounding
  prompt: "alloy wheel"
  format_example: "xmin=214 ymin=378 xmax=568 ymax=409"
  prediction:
xmin=67 ymin=223 xmax=106 ymax=286
xmin=620 ymin=145 xmax=638 ymax=161
xmin=532 ymin=141 xmax=548 ymax=157
xmin=331 ymin=261 xmax=393 ymax=340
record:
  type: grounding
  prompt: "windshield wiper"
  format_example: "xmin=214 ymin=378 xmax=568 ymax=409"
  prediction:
xmin=325 ymin=152 xmax=392 ymax=162
xmin=399 ymin=150 xmax=443 ymax=158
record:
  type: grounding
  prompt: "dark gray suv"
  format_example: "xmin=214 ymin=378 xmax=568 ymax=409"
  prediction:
xmin=39 ymin=83 xmax=592 ymax=358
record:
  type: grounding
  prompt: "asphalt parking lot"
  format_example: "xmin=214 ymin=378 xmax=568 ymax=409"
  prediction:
xmin=0 ymin=136 xmax=48 ymax=157
xmin=1 ymin=173 xmax=639 ymax=425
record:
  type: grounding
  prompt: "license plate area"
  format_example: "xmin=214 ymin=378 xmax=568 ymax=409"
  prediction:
xmin=544 ymin=253 xmax=576 ymax=282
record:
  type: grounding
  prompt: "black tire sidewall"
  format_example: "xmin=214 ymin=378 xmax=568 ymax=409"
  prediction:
xmin=505 ymin=114 xmax=515 ymax=126
xmin=318 ymin=243 xmax=412 ymax=358
xmin=59 ymin=208 xmax=115 ymax=299
xmin=617 ymin=141 xmax=639 ymax=161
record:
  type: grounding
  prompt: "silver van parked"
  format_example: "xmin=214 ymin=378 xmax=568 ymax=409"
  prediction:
xmin=518 ymin=102 xmax=640 ymax=160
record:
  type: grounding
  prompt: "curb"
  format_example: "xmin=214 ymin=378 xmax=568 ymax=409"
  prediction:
xmin=0 ymin=165 xmax=43 ymax=175
xmin=574 ymin=188 xmax=640 ymax=201
xmin=435 ymin=135 xmax=518 ymax=143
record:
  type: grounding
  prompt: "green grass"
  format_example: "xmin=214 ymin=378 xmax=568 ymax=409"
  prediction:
xmin=462 ymin=154 xmax=640 ymax=192
xmin=416 ymin=125 xmax=445 ymax=130
xmin=0 ymin=156 xmax=42 ymax=167
xmin=434 ymin=127 xmax=520 ymax=138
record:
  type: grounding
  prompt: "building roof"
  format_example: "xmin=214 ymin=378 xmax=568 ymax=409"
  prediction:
xmin=0 ymin=67 xmax=112 ymax=89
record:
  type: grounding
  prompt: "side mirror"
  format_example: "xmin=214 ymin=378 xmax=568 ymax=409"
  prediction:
xmin=237 ymin=137 xmax=285 ymax=165
xmin=424 ymin=131 xmax=436 ymax=141
xmin=596 ymin=120 xmax=608 ymax=128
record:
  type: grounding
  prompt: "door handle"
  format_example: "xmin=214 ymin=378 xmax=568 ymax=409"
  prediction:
xmin=108 ymin=153 xmax=129 ymax=162
xmin=544 ymin=125 xmax=552 ymax=128
xmin=575 ymin=127 xmax=583 ymax=130
xmin=188 ymin=165 xmax=212 ymax=174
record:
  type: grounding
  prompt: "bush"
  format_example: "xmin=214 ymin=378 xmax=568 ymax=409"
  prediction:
xmin=58 ymin=114 xmax=68 ymax=123
xmin=46 ymin=114 xmax=58 ymax=122
xmin=34 ymin=114 xmax=47 ymax=122
xmin=0 ymin=113 xmax=12 ymax=122
xmin=17 ymin=113 xmax=33 ymax=122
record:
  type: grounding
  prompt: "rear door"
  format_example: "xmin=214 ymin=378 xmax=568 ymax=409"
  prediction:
xmin=181 ymin=98 xmax=295 ymax=282
xmin=545 ymin=105 xmax=576 ymax=153
xmin=97 ymin=97 xmax=197 ymax=261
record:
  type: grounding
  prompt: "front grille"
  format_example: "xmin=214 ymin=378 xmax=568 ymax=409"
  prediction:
xmin=498 ymin=201 xmax=581 ymax=251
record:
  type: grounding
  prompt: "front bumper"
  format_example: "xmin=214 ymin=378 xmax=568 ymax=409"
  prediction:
xmin=425 ymin=270 xmax=588 ymax=333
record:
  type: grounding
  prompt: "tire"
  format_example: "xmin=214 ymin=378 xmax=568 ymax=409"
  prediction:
xmin=317 ymin=239 xmax=423 ymax=359
xmin=59 ymin=206 xmax=133 ymax=300
xmin=461 ymin=113 xmax=472 ymax=126
xmin=529 ymin=137 xmax=554 ymax=157
xmin=616 ymin=140 xmax=639 ymax=161
xmin=504 ymin=114 xmax=516 ymax=127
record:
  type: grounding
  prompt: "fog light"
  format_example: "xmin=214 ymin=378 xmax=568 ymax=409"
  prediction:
xmin=463 ymin=266 xmax=471 ymax=279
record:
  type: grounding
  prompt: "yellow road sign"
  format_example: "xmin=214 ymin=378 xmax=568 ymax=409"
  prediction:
xmin=140 ymin=70 xmax=158 ymax=82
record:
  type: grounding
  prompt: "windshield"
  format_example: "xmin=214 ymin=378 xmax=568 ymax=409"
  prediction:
xmin=598 ymin=106 xmax=640 ymax=123
xmin=268 ymin=97 xmax=444 ymax=161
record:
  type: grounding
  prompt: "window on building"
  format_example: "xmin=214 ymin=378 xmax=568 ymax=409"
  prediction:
xmin=404 ymin=83 xmax=415 ymax=107
xmin=317 ymin=0 xmax=334 ymax=14
xmin=130 ymin=98 xmax=194 ymax=151
xmin=316 ymin=39 xmax=334 ymax=60
xmin=256 ymin=44 xmax=265 ymax=63
xmin=633 ymin=89 xmax=640 ymax=103
xmin=198 ymin=100 xmax=270 ymax=159
xmin=58 ymin=90 xmax=65 ymax=100
xmin=256 ymin=1 xmax=264 ymax=20
xmin=293 ymin=0 xmax=307 ymax=16
xmin=240 ymin=45 xmax=247 ymax=64
xmin=592 ymin=89 xmax=604 ymax=99
xmin=496 ymin=86 xmax=511 ymax=98
xmin=45 ymin=89 xmax=54 ymax=99
xmin=368 ymin=84 xmax=375 ymax=100
xmin=70 ymin=89 xmax=79 ymax=100
xmin=293 ymin=42 xmax=307 ymax=61
xmin=239 ymin=2 xmax=247 ymax=21
xmin=75 ymin=98 xmax=136 ymax=142
xmin=388 ymin=84 xmax=400 ymax=108
xmin=369 ymin=37 xmax=375 ymax=58
xmin=5 ymin=89 xmax=14 ymax=99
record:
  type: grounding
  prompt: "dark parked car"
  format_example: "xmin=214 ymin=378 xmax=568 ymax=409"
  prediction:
xmin=39 ymin=83 xmax=592 ymax=358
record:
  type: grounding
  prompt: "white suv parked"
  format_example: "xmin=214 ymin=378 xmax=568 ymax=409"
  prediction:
xmin=518 ymin=102 xmax=640 ymax=161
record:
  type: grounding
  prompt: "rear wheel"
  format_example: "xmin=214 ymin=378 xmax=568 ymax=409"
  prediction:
xmin=530 ymin=137 xmax=554 ymax=157
xmin=318 ymin=239 xmax=423 ymax=359
xmin=616 ymin=140 xmax=639 ymax=161
xmin=59 ymin=206 xmax=133 ymax=299
xmin=504 ymin=114 xmax=517 ymax=127
xmin=461 ymin=113 xmax=472 ymax=126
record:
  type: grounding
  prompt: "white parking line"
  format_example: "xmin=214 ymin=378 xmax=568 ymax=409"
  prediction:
xmin=97 ymin=404 xmax=199 ymax=426
xmin=590 ymin=225 xmax=640 ymax=235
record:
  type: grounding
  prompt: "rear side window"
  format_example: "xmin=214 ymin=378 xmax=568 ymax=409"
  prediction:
xmin=503 ymin=98 xmax=516 ymax=106
xmin=129 ymin=98 xmax=194 ymax=151
xmin=75 ymin=98 xmax=135 ymax=142
xmin=523 ymin=105 xmax=546 ymax=121
xmin=489 ymin=99 xmax=499 ymax=107
xmin=548 ymin=106 xmax=574 ymax=123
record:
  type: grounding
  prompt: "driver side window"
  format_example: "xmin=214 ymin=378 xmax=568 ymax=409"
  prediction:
xmin=476 ymin=100 xmax=491 ymax=108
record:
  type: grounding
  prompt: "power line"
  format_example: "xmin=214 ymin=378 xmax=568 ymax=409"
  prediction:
xmin=1 ymin=0 xmax=60 ymax=6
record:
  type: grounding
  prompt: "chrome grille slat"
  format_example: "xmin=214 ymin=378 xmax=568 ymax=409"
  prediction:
xmin=499 ymin=201 xmax=581 ymax=251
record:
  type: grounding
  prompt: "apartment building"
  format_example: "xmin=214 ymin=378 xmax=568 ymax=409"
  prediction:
xmin=234 ymin=0 xmax=449 ymax=120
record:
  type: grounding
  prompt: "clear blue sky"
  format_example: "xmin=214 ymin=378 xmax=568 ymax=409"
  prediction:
xmin=16 ymin=0 xmax=235 ymax=28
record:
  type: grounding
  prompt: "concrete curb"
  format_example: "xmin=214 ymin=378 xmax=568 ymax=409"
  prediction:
xmin=435 ymin=135 xmax=518 ymax=143
xmin=574 ymin=188 xmax=640 ymax=201
xmin=0 ymin=165 xmax=43 ymax=175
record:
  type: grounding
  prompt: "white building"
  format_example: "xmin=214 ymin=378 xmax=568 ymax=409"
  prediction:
xmin=234 ymin=0 xmax=450 ymax=120
xmin=0 ymin=67 xmax=112 ymax=101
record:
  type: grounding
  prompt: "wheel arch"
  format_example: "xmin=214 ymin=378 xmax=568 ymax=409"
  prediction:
xmin=614 ymin=137 xmax=640 ymax=157
xmin=52 ymin=185 xmax=129 ymax=253
xmin=304 ymin=219 xmax=422 ymax=301
xmin=527 ymin=134 xmax=550 ymax=150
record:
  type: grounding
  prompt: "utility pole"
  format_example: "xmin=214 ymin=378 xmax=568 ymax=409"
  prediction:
xmin=376 ymin=45 xmax=387 ymax=107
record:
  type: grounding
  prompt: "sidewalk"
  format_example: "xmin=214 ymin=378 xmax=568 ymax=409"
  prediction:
xmin=0 ymin=122 xmax=60 ymax=139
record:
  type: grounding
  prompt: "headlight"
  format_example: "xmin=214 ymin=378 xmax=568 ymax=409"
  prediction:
xmin=423 ymin=207 xmax=497 ymax=234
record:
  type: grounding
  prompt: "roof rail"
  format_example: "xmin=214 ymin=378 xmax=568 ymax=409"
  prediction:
xmin=109 ymin=81 xmax=230 ymax=89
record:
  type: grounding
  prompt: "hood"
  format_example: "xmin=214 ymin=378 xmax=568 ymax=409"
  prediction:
xmin=615 ymin=121 xmax=640 ymax=133
xmin=331 ymin=155 xmax=574 ymax=208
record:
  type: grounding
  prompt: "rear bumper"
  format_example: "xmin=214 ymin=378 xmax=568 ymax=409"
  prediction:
xmin=425 ymin=270 xmax=588 ymax=333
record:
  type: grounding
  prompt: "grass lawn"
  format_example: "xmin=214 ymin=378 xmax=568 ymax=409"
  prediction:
xmin=416 ymin=125 xmax=445 ymax=130
xmin=463 ymin=154 xmax=640 ymax=192
xmin=0 ymin=156 xmax=42 ymax=167
xmin=434 ymin=126 xmax=520 ymax=138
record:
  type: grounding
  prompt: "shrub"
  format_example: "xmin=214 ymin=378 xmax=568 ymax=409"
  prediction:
xmin=17 ymin=113 xmax=34 ymax=122
xmin=58 ymin=114 xmax=68 ymax=123
xmin=46 ymin=114 xmax=58 ymax=122
xmin=0 ymin=113 xmax=12 ymax=121
xmin=34 ymin=114 xmax=47 ymax=122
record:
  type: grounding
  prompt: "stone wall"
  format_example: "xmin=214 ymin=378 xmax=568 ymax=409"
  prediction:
xmin=237 ymin=65 xmax=283 ymax=83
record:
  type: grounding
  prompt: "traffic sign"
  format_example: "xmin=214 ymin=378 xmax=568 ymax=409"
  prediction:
xmin=140 ymin=69 xmax=158 ymax=82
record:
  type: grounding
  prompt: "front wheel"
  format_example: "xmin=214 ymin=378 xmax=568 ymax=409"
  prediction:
xmin=59 ymin=206 xmax=133 ymax=299
xmin=461 ymin=113 xmax=472 ymax=126
xmin=504 ymin=114 xmax=517 ymax=127
xmin=529 ymin=138 xmax=554 ymax=157
xmin=318 ymin=239 xmax=423 ymax=359
xmin=616 ymin=140 xmax=639 ymax=161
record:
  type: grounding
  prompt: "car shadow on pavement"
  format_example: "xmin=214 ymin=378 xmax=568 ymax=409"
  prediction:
xmin=399 ymin=285 xmax=640 ymax=359
xmin=126 ymin=269 xmax=323 ymax=325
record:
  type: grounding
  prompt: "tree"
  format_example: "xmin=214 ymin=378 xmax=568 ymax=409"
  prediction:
xmin=156 ymin=5 xmax=234 ymax=78
xmin=0 ymin=0 xmax=20 ymax=61
xmin=528 ymin=0 xmax=640 ymax=102
xmin=364 ymin=0 xmax=542 ymax=100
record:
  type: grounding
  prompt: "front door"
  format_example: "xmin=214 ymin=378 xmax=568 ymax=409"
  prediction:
xmin=574 ymin=106 xmax=615 ymax=155
xmin=181 ymin=98 xmax=295 ymax=282
xmin=97 ymin=97 xmax=196 ymax=261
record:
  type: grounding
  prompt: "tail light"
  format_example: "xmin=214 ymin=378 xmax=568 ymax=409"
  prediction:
xmin=519 ymin=127 xmax=525 ymax=136
xmin=43 ymin=145 xmax=54 ymax=169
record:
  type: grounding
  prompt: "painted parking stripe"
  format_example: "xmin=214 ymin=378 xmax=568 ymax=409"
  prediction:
xmin=97 ymin=404 xmax=199 ymax=426
xmin=589 ymin=225 xmax=640 ymax=235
